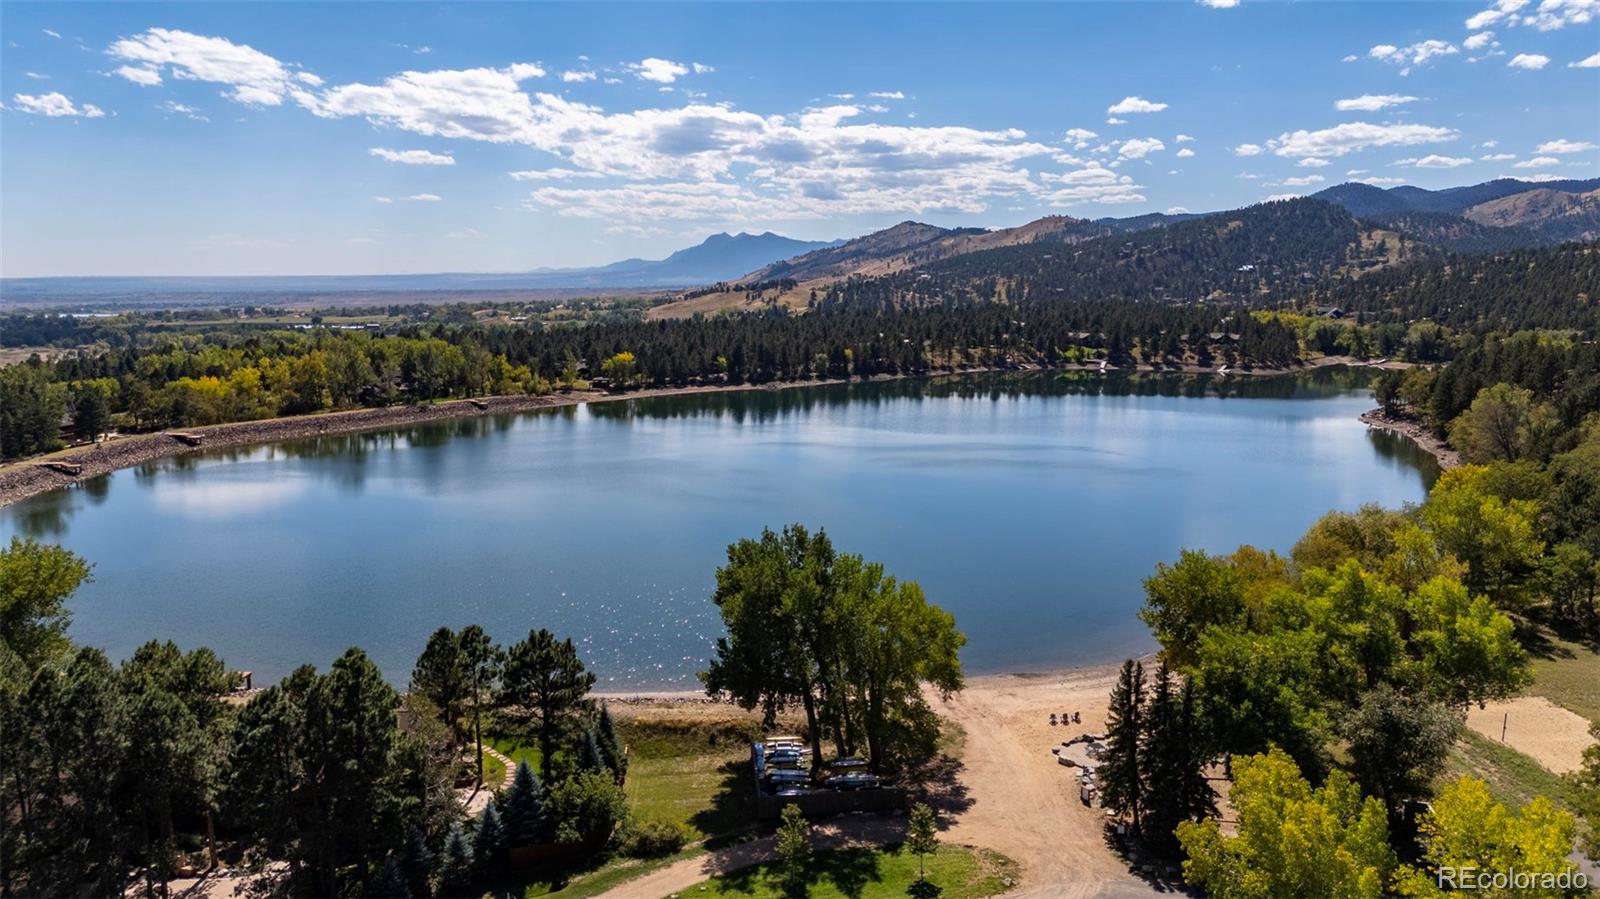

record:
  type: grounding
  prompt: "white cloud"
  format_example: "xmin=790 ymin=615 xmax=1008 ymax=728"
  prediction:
xmin=43 ymin=28 xmax=61 ymax=39
xmin=1268 ymin=121 xmax=1459 ymax=158
xmin=1197 ymin=0 xmax=1239 ymax=7
xmin=1537 ymin=139 xmax=1598 ymax=153
xmin=10 ymin=92 xmax=104 ymax=118
xmin=1464 ymin=31 xmax=1496 ymax=50
xmin=630 ymin=58 xmax=689 ymax=83
xmin=1118 ymin=137 xmax=1165 ymax=158
xmin=560 ymin=70 xmax=596 ymax=83
xmin=508 ymin=168 xmax=606 ymax=181
xmin=1347 ymin=169 xmax=1368 ymax=175
xmin=1369 ymin=40 xmax=1459 ymax=68
xmin=1507 ymin=172 xmax=1567 ymax=182
xmin=446 ymin=227 xmax=482 ymax=239
xmin=1107 ymin=96 xmax=1167 ymax=114
xmin=295 ymin=72 xmax=323 ymax=87
xmin=159 ymin=101 xmax=208 ymax=121
xmin=1334 ymin=94 xmax=1420 ymax=111
xmin=1263 ymin=193 xmax=1303 ymax=202
xmin=868 ymin=90 xmax=905 ymax=100
xmin=113 ymin=65 xmax=163 ymax=86
xmin=1513 ymin=156 xmax=1561 ymax=167
xmin=1282 ymin=175 xmax=1326 ymax=186
xmin=1176 ymin=147 xmax=1195 ymax=158
xmin=1480 ymin=153 xmax=1516 ymax=160
xmin=1298 ymin=157 xmax=1331 ymax=167
xmin=1411 ymin=154 xmax=1473 ymax=167
xmin=1354 ymin=176 xmax=1407 ymax=185
xmin=403 ymin=193 xmax=442 ymax=201
xmin=1508 ymin=53 xmax=1551 ymax=69
xmin=24 ymin=72 xmax=49 ymax=80
xmin=1466 ymin=0 xmax=1527 ymax=30
xmin=1064 ymin=127 xmax=1098 ymax=148
xmin=369 ymin=147 xmax=455 ymax=165
xmin=692 ymin=63 xmax=715 ymax=75
xmin=1571 ymin=51 xmax=1600 ymax=67
xmin=1479 ymin=139 xmax=1500 ymax=148
xmin=107 ymin=27 xmax=301 ymax=106
xmin=1233 ymin=143 xmax=1264 ymax=156
xmin=1521 ymin=0 xmax=1597 ymax=30
xmin=1105 ymin=116 xmax=1128 ymax=125
xmin=372 ymin=196 xmax=394 ymax=203
xmin=1342 ymin=54 xmax=1359 ymax=62
xmin=1037 ymin=165 xmax=1147 ymax=205
xmin=1167 ymin=206 xmax=1191 ymax=214
xmin=1174 ymin=133 xmax=1194 ymax=143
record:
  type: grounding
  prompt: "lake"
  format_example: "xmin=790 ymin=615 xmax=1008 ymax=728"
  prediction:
xmin=0 ymin=369 xmax=1437 ymax=689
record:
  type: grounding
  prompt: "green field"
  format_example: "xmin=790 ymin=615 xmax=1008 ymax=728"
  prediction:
xmin=686 ymin=844 xmax=1018 ymax=899
xmin=1528 ymin=633 xmax=1600 ymax=726
xmin=619 ymin=715 xmax=764 ymax=841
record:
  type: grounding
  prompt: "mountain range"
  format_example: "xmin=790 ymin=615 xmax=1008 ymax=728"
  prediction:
xmin=4 ymin=177 xmax=1595 ymax=308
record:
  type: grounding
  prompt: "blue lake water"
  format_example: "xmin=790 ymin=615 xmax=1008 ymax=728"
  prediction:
xmin=0 ymin=370 xmax=1436 ymax=688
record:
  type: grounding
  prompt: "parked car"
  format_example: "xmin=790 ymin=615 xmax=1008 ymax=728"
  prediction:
xmin=767 ymin=750 xmax=807 ymax=768
xmin=764 ymin=768 xmax=809 ymax=789
xmin=827 ymin=757 xmax=869 ymax=772
xmin=825 ymin=772 xmax=881 ymax=790
xmin=775 ymin=786 xmax=810 ymax=798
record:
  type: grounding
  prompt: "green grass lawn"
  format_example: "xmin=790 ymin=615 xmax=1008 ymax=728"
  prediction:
xmin=488 ymin=733 xmax=545 ymax=775
xmin=518 ymin=847 xmax=707 ymax=898
xmin=1443 ymin=729 xmax=1579 ymax=811
xmin=480 ymin=745 xmax=508 ymax=788
xmin=687 ymin=844 xmax=1018 ymax=899
xmin=1527 ymin=633 xmax=1600 ymax=725
xmin=619 ymin=716 xmax=764 ymax=841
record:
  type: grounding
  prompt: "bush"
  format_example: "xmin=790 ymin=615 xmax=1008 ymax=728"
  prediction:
xmin=621 ymin=819 xmax=690 ymax=858
xmin=547 ymin=771 xmax=628 ymax=847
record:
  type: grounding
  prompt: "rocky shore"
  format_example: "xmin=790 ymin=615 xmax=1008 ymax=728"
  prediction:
xmin=0 ymin=393 xmax=589 ymax=507
xmin=0 ymin=359 xmax=1373 ymax=507
xmin=1360 ymin=406 xmax=1462 ymax=470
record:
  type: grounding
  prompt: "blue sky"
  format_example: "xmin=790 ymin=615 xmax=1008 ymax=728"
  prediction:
xmin=3 ymin=1 xmax=1597 ymax=277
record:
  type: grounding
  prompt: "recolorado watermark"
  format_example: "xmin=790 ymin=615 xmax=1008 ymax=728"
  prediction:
xmin=1437 ymin=866 xmax=1589 ymax=891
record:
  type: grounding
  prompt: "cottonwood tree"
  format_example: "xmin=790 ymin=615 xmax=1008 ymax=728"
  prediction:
xmin=703 ymin=525 xmax=964 ymax=774
xmin=1394 ymin=777 xmax=1578 ymax=898
xmin=1342 ymin=685 xmax=1459 ymax=824
xmin=1 ymin=537 xmax=93 ymax=672
xmin=497 ymin=628 xmax=595 ymax=782
xmin=1178 ymin=749 xmax=1394 ymax=899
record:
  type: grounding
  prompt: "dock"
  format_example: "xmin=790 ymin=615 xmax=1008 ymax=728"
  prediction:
xmin=468 ymin=399 xmax=489 ymax=410
xmin=36 ymin=460 xmax=83 ymax=476
xmin=167 ymin=431 xmax=205 ymax=446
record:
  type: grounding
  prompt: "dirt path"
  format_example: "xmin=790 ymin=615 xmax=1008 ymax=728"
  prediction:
xmin=1466 ymin=696 xmax=1597 ymax=775
xmin=460 ymin=744 xmax=518 ymax=817
xmin=929 ymin=669 xmax=1167 ymax=899
xmin=591 ymin=818 xmax=906 ymax=899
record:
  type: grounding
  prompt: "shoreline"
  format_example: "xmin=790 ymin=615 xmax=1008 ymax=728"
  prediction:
xmin=0 ymin=357 xmax=1373 ymax=508
xmin=1359 ymin=406 xmax=1461 ymax=470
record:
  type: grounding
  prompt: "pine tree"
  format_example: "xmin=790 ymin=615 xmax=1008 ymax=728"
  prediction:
xmin=1141 ymin=662 xmax=1215 ymax=855
xmin=372 ymin=855 xmax=411 ymax=899
xmin=576 ymin=728 xmax=605 ymax=775
xmin=502 ymin=761 xmax=547 ymax=847
xmin=435 ymin=825 xmax=475 ymax=899
xmin=471 ymin=804 xmax=505 ymax=881
xmin=775 ymin=804 xmax=811 ymax=898
xmin=1101 ymin=659 xmax=1147 ymax=835
xmin=397 ymin=826 xmax=433 ymax=899
xmin=595 ymin=702 xmax=627 ymax=782
xmin=906 ymin=802 xmax=939 ymax=881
